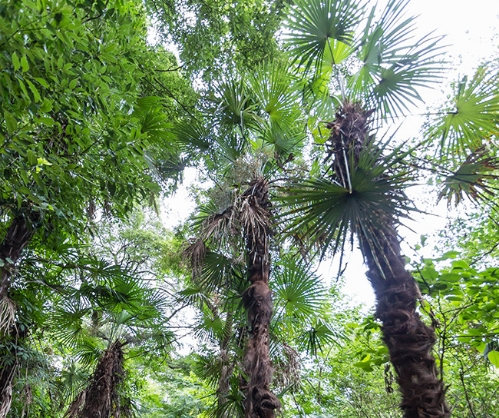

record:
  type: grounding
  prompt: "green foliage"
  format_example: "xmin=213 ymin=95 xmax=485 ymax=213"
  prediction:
xmin=0 ymin=0 xmax=192 ymax=231
xmin=283 ymin=0 xmax=446 ymax=119
xmin=427 ymin=64 xmax=499 ymax=155
xmin=145 ymin=0 xmax=286 ymax=81
xmin=278 ymin=140 xmax=414 ymax=259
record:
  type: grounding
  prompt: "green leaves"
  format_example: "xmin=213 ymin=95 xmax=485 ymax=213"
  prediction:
xmin=278 ymin=141 xmax=413 ymax=258
xmin=487 ymin=350 xmax=499 ymax=368
xmin=283 ymin=0 xmax=445 ymax=119
xmin=350 ymin=0 xmax=445 ymax=117
xmin=273 ymin=257 xmax=326 ymax=320
xmin=437 ymin=147 xmax=499 ymax=207
xmin=428 ymin=66 xmax=499 ymax=155
xmin=283 ymin=0 xmax=363 ymax=73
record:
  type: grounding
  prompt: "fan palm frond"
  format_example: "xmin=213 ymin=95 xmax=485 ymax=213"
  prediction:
xmin=283 ymin=0 xmax=364 ymax=73
xmin=214 ymin=78 xmax=258 ymax=133
xmin=299 ymin=318 xmax=343 ymax=356
xmin=428 ymin=66 xmax=499 ymax=155
xmin=272 ymin=257 xmax=326 ymax=321
xmin=350 ymin=0 xmax=446 ymax=117
xmin=173 ymin=117 xmax=212 ymax=153
xmin=438 ymin=146 xmax=499 ymax=207
xmin=278 ymin=141 xmax=414 ymax=260
xmin=196 ymin=251 xmax=239 ymax=293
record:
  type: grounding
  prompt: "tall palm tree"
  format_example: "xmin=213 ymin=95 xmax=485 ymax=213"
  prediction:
xmin=280 ymin=0 xmax=452 ymax=416
xmin=180 ymin=61 xmax=336 ymax=417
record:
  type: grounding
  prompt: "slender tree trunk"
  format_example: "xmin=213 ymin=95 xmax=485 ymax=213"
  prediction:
xmin=216 ymin=311 xmax=235 ymax=416
xmin=359 ymin=225 xmax=450 ymax=418
xmin=0 ymin=212 xmax=39 ymax=417
xmin=241 ymin=178 xmax=280 ymax=418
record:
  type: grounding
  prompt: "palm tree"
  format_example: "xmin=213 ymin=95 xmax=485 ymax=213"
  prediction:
xmin=179 ymin=61 xmax=341 ymax=416
xmin=280 ymin=0 xmax=452 ymax=416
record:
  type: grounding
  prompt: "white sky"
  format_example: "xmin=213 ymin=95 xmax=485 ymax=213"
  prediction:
xmin=161 ymin=1 xmax=499 ymax=309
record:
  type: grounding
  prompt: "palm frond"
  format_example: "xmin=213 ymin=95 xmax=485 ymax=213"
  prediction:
xmin=278 ymin=142 xmax=414 ymax=260
xmin=349 ymin=0 xmax=446 ymax=118
xmin=214 ymin=78 xmax=258 ymax=134
xmin=196 ymin=251 xmax=238 ymax=293
xmin=283 ymin=0 xmax=364 ymax=73
xmin=272 ymin=257 xmax=326 ymax=321
xmin=428 ymin=66 xmax=499 ymax=155
xmin=438 ymin=146 xmax=499 ymax=207
xmin=299 ymin=318 xmax=343 ymax=355
xmin=0 ymin=297 xmax=16 ymax=335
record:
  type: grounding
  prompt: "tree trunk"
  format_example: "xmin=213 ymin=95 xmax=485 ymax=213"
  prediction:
xmin=0 ymin=212 xmax=40 ymax=417
xmin=241 ymin=179 xmax=280 ymax=418
xmin=359 ymin=226 xmax=450 ymax=418
xmin=0 ymin=213 xmax=40 ymax=299
xmin=326 ymin=102 xmax=449 ymax=417
xmin=65 ymin=340 xmax=125 ymax=418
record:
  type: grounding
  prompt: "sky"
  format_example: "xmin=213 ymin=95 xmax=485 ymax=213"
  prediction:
xmin=161 ymin=0 xmax=499 ymax=309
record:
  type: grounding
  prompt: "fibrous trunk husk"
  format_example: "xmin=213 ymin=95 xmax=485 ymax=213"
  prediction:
xmin=360 ymin=226 xmax=450 ymax=417
xmin=240 ymin=178 xmax=280 ymax=418
xmin=327 ymin=103 xmax=449 ymax=417
xmin=0 ymin=212 xmax=40 ymax=417
xmin=65 ymin=340 xmax=125 ymax=418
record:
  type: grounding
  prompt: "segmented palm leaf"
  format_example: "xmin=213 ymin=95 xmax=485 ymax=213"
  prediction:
xmin=438 ymin=147 xmax=499 ymax=207
xmin=428 ymin=66 xmax=499 ymax=155
xmin=272 ymin=256 xmax=326 ymax=321
xmin=283 ymin=0 xmax=363 ymax=73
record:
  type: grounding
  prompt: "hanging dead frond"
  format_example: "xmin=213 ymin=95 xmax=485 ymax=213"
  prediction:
xmin=0 ymin=365 xmax=15 ymax=418
xmin=201 ymin=207 xmax=234 ymax=241
xmin=183 ymin=238 xmax=207 ymax=280
xmin=0 ymin=297 xmax=16 ymax=335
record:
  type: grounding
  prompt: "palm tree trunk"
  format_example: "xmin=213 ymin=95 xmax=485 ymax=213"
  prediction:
xmin=241 ymin=178 xmax=280 ymax=418
xmin=0 ymin=212 xmax=40 ymax=417
xmin=359 ymin=222 xmax=450 ymax=418
xmin=0 ymin=213 xmax=39 ymax=299
xmin=326 ymin=102 xmax=449 ymax=417
xmin=65 ymin=340 xmax=125 ymax=418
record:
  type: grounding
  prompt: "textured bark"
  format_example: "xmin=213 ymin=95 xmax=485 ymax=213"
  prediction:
xmin=326 ymin=103 xmax=449 ymax=417
xmin=66 ymin=340 xmax=125 ymax=418
xmin=360 ymin=226 xmax=450 ymax=418
xmin=0 ymin=212 xmax=40 ymax=417
xmin=0 ymin=213 xmax=40 ymax=299
xmin=241 ymin=179 xmax=280 ymax=418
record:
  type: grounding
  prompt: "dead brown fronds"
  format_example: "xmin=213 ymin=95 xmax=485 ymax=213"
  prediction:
xmin=183 ymin=238 xmax=207 ymax=279
xmin=201 ymin=207 xmax=234 ymax=241
xmin=0 ymin=297 xmax=16 ymax=335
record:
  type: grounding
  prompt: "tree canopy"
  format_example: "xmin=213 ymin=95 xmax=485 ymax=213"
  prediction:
xmin=1 ymin=0 xmax=499 ymax=417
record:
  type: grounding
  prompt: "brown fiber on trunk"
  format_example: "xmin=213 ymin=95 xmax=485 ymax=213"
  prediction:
xmin=326 ymin=103 xmax=449 ymax=417
xmin=359 ymin=226 xmax=450 ymax=418
xmin=241 ymin=179 xmax=280 ymax=418
xmin=0 ymin=213 xmax=40 ymax=299
xmin=0 ymin=212 xmax=40 ymax=417
xmin=65 ymin=340 xmax=125 ymax=418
